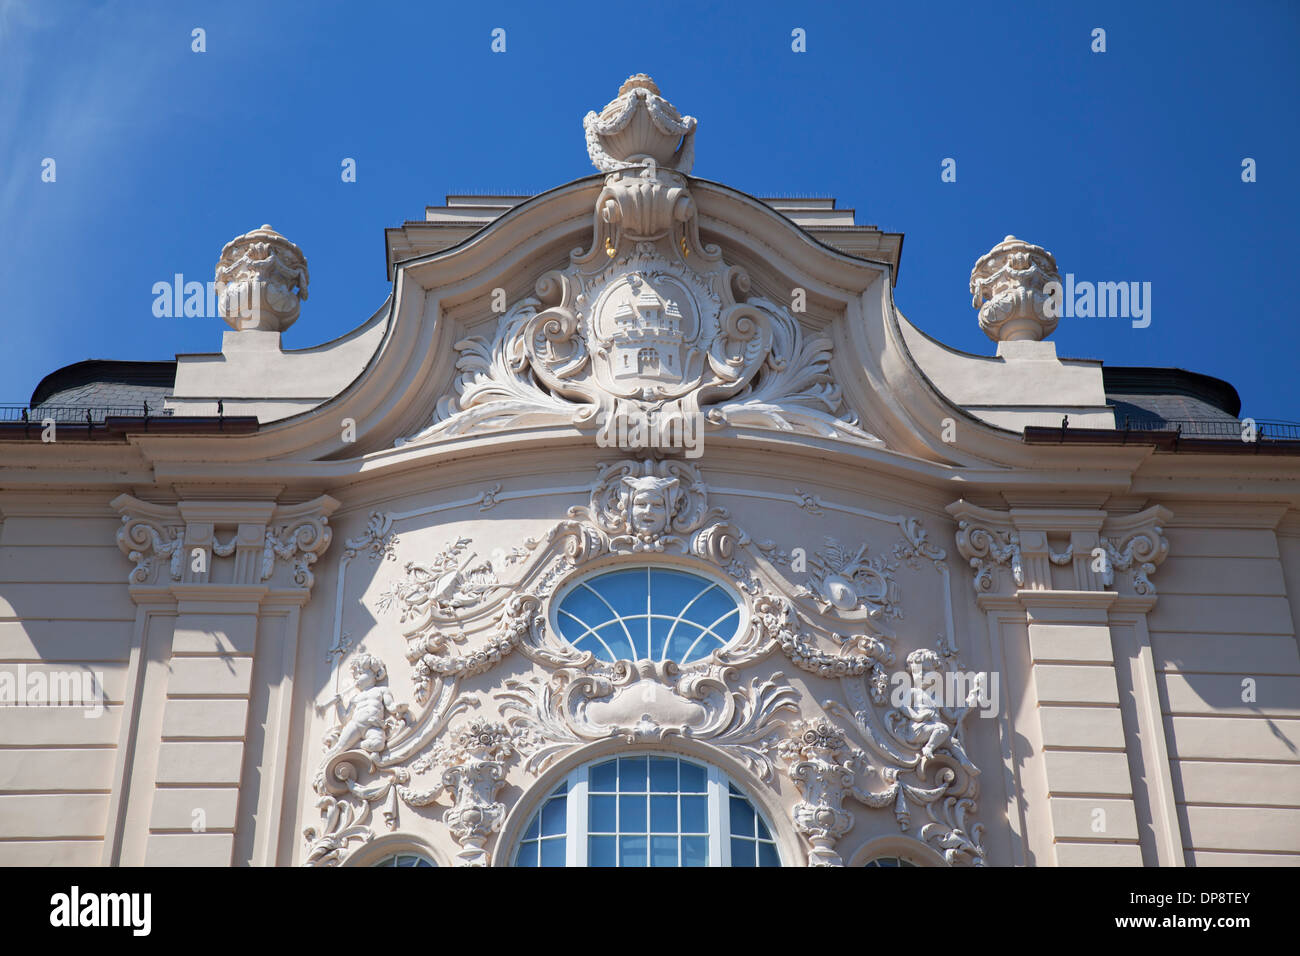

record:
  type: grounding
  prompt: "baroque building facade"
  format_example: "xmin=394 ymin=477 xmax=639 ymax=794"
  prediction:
xmin=2 ymin=76 xmax=1298 ymax=868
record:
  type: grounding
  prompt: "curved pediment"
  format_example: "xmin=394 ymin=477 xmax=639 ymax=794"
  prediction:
xmin=146 ymin=76 xmax=1102 ymax=478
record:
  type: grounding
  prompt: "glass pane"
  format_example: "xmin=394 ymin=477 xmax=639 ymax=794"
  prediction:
xmin=619 ymin=756 xmax=648 ymax=792
xmin=589 ymin=835 xmax=616 ymax=867
xmin=540 ymin=794 xmax=566 ymax=835
xmin=730 ymin=795 xmax=755 ymax=837
xmin=589 ymin=759 xmax=618 ymax=793
xmin=619 ymin=835 xmax=647 ymax=867
xmin=758 ymin=841 xmax=780 ymax=868
xmin=554 ymin=608 xmax=593 ymax=644
xmin=650 ymin=795 xmax=677 ymax=832
xmin=649 ymin=570 xmax=705 ymax=616
xmin=539 ymin=837 xmax=566 ymax=867
xmin=557 ymin=586 xmax=608 ymax=629
xmin=680 ymin=794 xmax=707 ymax=832
xmin=682 ymin=835 xmax=708 ymax=867
xmin=649 ymin=615 xmax=675 ymax=661
xmin=619 ymin=794 xmax=647 ymax=832
xmin=690 ymin=588 xmax=739 ymax=629
xmin=648 ymin=756 xmax=677 ymax=792
xmin=515 ymin=843 xmax=537 ymax=867
xmin=662 ymin=622 xmax=703 ymax=663
xmin=756 ymin=815 xmax=772 ymax=840
xmin=589 ymin=794 xmax=617 ymax=833
xmin=590 ymin=569 xmax=646 ymax=618
xmin=591 ymin=621 xmax=636 ymax=662
xmin=731 ymin=837 xmax=756 ymax=867
xmin=679 ymin=762 xmax=707 ymax=793
xmin=522 ymin=814 xmax=539 ymax=841
xmin=650 ymin=835 xmax=679 ymax=867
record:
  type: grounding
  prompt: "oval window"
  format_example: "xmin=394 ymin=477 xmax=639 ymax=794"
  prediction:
xmin=554 ymin=567 xmax=742 ymax=664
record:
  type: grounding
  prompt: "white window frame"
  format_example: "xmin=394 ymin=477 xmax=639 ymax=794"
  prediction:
xmin=514 ymin=754 xmax=779 ymax=867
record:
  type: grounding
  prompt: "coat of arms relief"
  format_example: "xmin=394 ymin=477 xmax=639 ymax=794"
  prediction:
xmin=398 ymin=75 xmax=880 ymax=449
xmin=305 ymin=455 xmax=985 ymax=869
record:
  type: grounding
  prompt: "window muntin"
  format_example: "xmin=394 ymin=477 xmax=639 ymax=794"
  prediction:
xmin=554 ymin=567 xmax=741 ymax=664
xmin=515 ymin=782 xmax=568 ymax=868
xmin=512 ymin=755 xmax=779 ymax=867
xmin=373 ymin=852 xmax=435 ymax=867
xmin=863 ymin=855 xmax=919 ymax=867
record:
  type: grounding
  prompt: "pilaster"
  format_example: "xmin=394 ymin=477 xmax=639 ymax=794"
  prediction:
xmin=111 ymin=494 xmax=336 ymax=866
xmin=949 ymin=499 xmax=1179 ymax=866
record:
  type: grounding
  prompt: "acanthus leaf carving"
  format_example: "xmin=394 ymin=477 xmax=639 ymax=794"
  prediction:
xmin=498 ymin=660 xmax=798 ymax=782
xmin=954 ymin=519 xmax=1023 ymax=593
xmin=1100 ymin=524 xmax=1169 ymax=595
xmin=261 ymin=514 xmax=332 ymax=588
xmin=115 ymin=513 xmax=185 ymax=585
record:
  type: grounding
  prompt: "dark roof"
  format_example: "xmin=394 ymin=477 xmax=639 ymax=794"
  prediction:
xmin=29 ymin=359 xmax=176 ymax=408
xmin=1102 ymin=366 xmax=1241 ymax=423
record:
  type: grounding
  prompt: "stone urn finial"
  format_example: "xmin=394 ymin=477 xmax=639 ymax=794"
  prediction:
xmin=970 ymin=235 xmax=1061 ymax=343
xmin=215 ymin=224 xmax=310 ymax=332
xmin=584 ymin=74 xmax=697 ymax=173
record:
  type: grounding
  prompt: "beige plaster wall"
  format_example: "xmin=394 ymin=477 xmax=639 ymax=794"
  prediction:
xmin=1150 ymin=511 xmax=1300 ymax=865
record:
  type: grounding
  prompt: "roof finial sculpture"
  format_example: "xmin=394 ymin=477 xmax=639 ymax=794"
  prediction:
xmin=215 ymin=224 xmax=310 ymax=333
xmin=584 ymin=74 xmax=697 ymax=173
xmin=970 ymin=235 xmax=1060 ymax=343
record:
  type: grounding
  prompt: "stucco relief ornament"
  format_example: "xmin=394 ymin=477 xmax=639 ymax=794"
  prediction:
xmin=801 ymin=536 xmax=901 ymax=619
xmin=1099 ymin=525 xmax=1169 ymax=594
xmin=397 ymin=719 xmax=519 ymax=867
xmin=970 ymin=235 xmax=1061 ymax=343
xmin=305 ymin=651 xmax=474 ymax=866
xmin=115 ymin=514 xmax=185 ymax=584
xmin=954 ymin=520 xmax=1023 ymax=593
xmin=498 ymin=663 xmax=799 ymax=782
xmin=398 ymin=76 xmax=878 ymax=448
xmin=826 ymin=640 xmax=987 ymax=866
xmin=378 ymin=536 xmax=502 ymax=628
xmin=778 ymin=717 xmax=950 ymax=867
xmin=215 ymin=224 xmax=309 ymax=333
xmin=342 ymin=511 xmax=398 ymax=562
xmin=261 ymin=513 xmax=332 ymax=587
xmin=305 ymin=654 xmax=417 ymax=865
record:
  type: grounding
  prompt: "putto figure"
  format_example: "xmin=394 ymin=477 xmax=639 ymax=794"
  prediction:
xmin=322 ymin=654 xmax=409 ymax=759
xmin=888 ymin=648 xmax=979 ymax=770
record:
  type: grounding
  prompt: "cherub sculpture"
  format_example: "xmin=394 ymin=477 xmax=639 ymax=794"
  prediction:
xmin=889 ymin=648 xmax=978 ymax=768
xmin=322 ymin=654 xmax=410 ymax=759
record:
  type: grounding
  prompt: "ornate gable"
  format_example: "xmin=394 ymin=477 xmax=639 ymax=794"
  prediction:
xmin=398 ymin=76 xmax=881 ymax=451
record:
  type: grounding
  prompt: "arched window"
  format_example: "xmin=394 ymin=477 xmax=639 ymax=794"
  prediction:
xmin=863 ymin=855 xmax=919 ymax=867
xmin=372 ymin=852 xmax=436 ymax=867
xmin=554 ymin=567 xmax=741 ymax=664
xmin=513 ymin=754 xmax=780 ymax=867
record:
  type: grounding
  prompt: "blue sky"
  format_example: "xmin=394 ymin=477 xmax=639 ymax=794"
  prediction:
xmin=2 ymin=0 xmax=1297 ymax=419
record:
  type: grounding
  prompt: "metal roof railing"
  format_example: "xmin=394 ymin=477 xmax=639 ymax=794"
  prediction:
xmin=1119 ymin=417 xmax=1300 ymax=441
xmin=0 ymin=404 xmax=176 ymax=424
